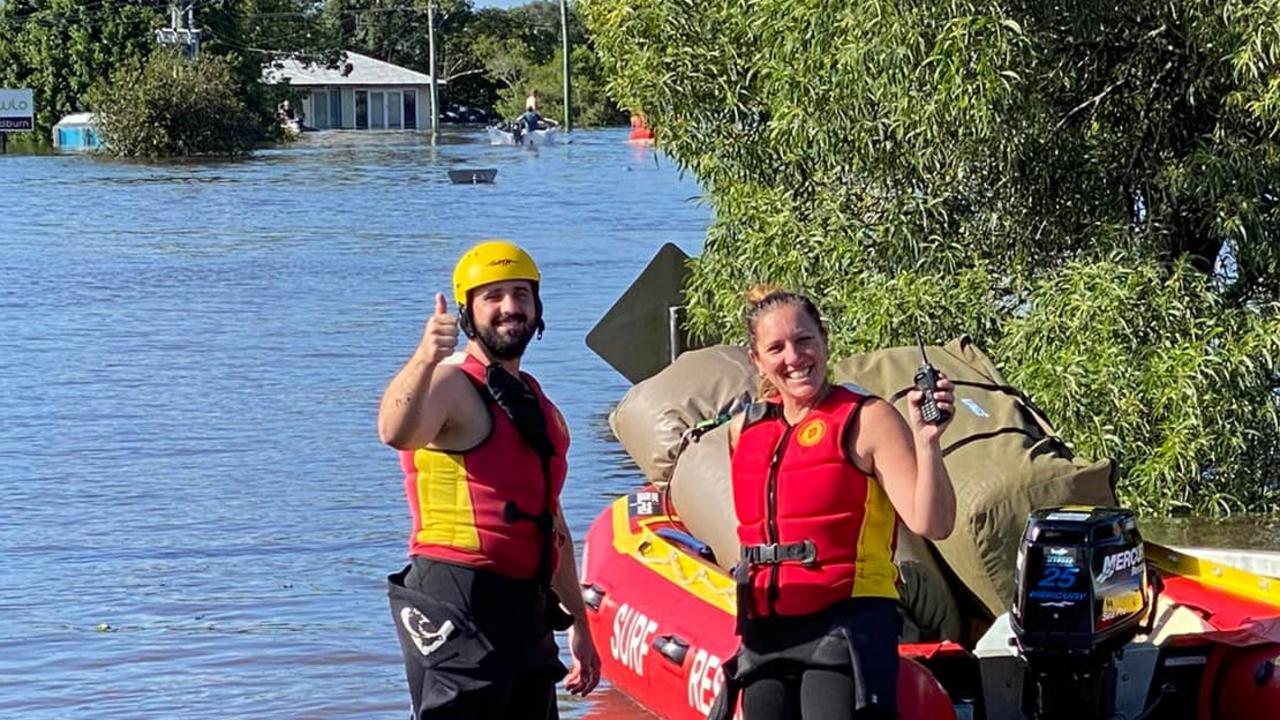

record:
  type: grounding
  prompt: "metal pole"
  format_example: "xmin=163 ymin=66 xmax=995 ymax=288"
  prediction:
xmin=560 ymin=0 xmax=571 ymax=132
xmin=667 ymin=306 xmax=682 ymax=364
xmin=427 ymin=0 xmax=440 ymax=136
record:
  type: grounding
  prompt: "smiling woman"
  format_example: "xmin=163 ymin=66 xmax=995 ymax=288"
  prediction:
xmin=715 ymin=286 xmax=958 ymax=719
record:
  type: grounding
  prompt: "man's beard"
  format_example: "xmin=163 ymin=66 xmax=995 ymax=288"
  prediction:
xmin=477 ymin=313 xmax=537 ymax=360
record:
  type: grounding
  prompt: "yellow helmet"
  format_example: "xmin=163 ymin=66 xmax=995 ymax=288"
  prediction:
xmin=452 ymin=240 xmax=541 ymax=305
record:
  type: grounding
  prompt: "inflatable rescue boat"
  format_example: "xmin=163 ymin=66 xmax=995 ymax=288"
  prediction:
xmin=579 ymin=315 xmax=1280 ymax=719
xmin=581 ymin=491 xmax=1280 ymax=719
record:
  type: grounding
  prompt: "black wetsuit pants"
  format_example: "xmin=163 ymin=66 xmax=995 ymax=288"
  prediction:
xmin=389 ymin=557 xmax=566 ymax=720
xmin=743 ymin=664 xmax=896 ymax=720
xmin=737 ymin=598 xmax=900 ymax=720
xmin=410 ymin=672 xmax=557 ymax=720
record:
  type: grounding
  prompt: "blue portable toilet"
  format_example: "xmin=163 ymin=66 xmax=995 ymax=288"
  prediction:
xmin=52 ymin=113 xmax=103 ymax=151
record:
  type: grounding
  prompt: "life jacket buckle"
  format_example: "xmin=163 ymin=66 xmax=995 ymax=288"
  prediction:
xmin=742 ymin=539 xmax=817 ymax=567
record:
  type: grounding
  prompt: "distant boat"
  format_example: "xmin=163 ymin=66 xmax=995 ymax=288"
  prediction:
xmin=486 ymin=124 xmax=559 ymax=146
xmin=447 ymin=168 xmax=498 ymax=184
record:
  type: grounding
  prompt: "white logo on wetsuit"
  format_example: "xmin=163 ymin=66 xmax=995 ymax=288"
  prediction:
xmin=399 ymin=607 xmax=456 ymax=656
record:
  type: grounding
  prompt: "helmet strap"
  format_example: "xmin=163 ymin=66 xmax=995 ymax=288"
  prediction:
xmin=458 ymin=304 xmax=478 ymax=339
xmin=534 ymin=295 xmax=545 ymax=340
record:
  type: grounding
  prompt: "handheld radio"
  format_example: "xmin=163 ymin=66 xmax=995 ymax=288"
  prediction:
xmin=914 ymin=334 xmax=949 ymax=425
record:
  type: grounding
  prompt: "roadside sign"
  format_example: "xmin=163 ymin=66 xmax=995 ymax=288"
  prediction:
xmin=586 ymin=242 xmax=706 ymax=383
xmin=0 ymin=89 xmax=34 ymax=132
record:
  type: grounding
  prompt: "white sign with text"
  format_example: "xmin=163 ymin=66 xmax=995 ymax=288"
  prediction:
xmin=0 ymin=89 xmax=35 ymax=132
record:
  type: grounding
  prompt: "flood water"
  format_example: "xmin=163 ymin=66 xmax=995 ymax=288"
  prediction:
xmin=0 ymin=128 xmax=699 ymax=719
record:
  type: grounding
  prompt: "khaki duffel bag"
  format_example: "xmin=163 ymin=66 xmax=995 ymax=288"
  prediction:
xmin=832 ymin=336 xmax=1117 ymax=617
xmin=609 ymin=345 xmax=756 ymax=487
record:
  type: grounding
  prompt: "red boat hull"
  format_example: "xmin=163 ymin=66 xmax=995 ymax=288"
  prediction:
xmin=581 ymin=495 xmax=958 ymax=720
xmin=581 ymin=493 xmax=1280 ymax=720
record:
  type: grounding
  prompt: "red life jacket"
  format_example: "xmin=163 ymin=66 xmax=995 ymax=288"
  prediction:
xmin=731 ymin=385 xmax=899 ymax=617
xmin=400 ymin=354 xmax=569 ymax=579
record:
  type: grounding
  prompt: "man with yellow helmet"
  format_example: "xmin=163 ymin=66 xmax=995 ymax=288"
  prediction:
xmin=378 ymin=240 xmax=599 ymax=718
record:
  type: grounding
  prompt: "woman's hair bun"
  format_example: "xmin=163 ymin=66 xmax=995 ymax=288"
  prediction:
xmin=746 ymin=283 xmax=783 ymax=306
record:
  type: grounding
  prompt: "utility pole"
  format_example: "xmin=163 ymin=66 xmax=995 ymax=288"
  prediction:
xmin=427 ymin=0 xmax=440 ymax=136
xmin=560 ymin=0 xmax=572 ymax=132
xmin=156 ymin=1 xmax=201 ymax=58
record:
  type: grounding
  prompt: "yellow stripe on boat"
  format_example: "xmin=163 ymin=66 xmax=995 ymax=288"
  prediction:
xmin=611 ymin=497 xmax=737 ymax=613
xmin=1145 ymin=541 xmax=1280 ymax=608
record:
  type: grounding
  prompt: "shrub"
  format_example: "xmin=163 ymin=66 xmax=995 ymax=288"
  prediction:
xmin=91 ymin=52 xmax=261 ymax=158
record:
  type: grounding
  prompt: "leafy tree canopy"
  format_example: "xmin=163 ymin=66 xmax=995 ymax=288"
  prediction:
xmin=580 ymin=0 xmax=1280 ymax=515
xmin=0 ymin=0 xmax=624 ymax=140
xmin=90 ymin=50 xmax=259 ymax=158
xmin=0 ymin=0 xmax=165 ymax=140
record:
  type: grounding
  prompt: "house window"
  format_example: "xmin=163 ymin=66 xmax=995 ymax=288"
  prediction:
xmin=387 ymin=91 xmax=402 ymax=129
xmin=404 ymin=90 xmax=417 ymax=129
xmin=371 ymin=92 xmax=385 ymax=129
xmin=355 ymin=90 xmax=368 ymax=129
xmin=312 ymin=90 xmax=329 ymax=128
xmin=330 ymin=90 xmax=343 ymax=128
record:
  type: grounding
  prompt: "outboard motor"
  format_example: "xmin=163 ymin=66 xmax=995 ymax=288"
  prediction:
xmin=1010 ymin=507 xmax=1154 ymax=720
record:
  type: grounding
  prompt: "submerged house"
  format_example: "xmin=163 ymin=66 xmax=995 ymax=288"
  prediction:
xmin=262 ymin=51 xmax=442 ymax=131
xmin=52 ymin=113 xmax=103 ymax=151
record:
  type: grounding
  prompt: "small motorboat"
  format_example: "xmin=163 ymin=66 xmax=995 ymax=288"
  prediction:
xmin=486 ymin=123 xmax=559 ymax=146
xmin=447 ymin=168 xmax=498 ymax=184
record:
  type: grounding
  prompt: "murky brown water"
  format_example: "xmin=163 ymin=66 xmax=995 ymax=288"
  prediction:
xmin=1140 ymin=514 xmax=1280 ymax=552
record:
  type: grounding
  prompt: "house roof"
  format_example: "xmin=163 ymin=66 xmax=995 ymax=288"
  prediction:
xmin=54 ymin=112 xmax=96 ymax=127
xmin=262 ymin=50 xmax=442 ymax=87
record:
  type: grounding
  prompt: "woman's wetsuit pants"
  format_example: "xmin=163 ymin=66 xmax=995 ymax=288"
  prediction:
xmin=388 ymin=557 xmax=566 ymax=720
xmin=742 ymin=664 xmax=895 ymax=720
xmin=737 ymin=597 xmax=900 ymax=719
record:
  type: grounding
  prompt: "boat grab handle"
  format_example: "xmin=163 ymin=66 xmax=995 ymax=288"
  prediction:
xmin=652 ymin=634 xmax=690 ymax=665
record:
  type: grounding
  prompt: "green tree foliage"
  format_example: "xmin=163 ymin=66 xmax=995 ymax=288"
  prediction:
xmin=493 ymin=46 xmax=626 ymax=127
xmin=91 ymin=51 xmax=259 ymax=158
xmin=325 ymin=0 xmax=622 ymax=124
xmin=320 ymin=0 xmax=467 ymax=70
xmin=0 ymin=0 xmax=164 ymax=141
xmin=580 ymin=0 xmax=1280 ymax=515
xmin=476 ymin=2 xmax=624 ymax=125
xmin=201 ymin=0 xmax=338 ymax=136
xmin=504 ymin=0 xmax=587 ymax=64
xmin=0 ymin=0 xmax=325 ymax=146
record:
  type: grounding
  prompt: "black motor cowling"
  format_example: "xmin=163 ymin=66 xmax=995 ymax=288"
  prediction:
xmin=1011 ymin=507 xmax=1153 ymax=719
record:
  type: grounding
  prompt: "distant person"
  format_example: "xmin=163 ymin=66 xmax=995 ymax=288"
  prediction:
xmin=521 ymin=107 xmax=559 ymax=136
xmin=709 ymin=286 xmax=957 ymax=720
xmin=525 ymin=89 xmax=540 ymax=112
xmin=378 ymin=240 xmax=600 ymax=718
